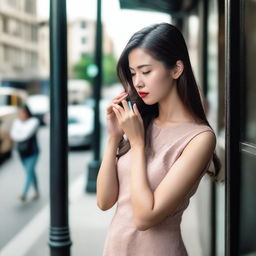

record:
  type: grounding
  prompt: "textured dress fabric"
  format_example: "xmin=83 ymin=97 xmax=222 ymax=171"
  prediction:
xmin=103 ymin=122 xmax=214 ymax=256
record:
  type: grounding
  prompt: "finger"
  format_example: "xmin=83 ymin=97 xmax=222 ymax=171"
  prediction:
xmin=133 ymin=103 xmax=143 ymax=121
xmin=112 ymin=106 xmax=122 ymax=121
xmin=121 ymin=100 xmax=130 ymax=112
xmin=112 ymin=94 xmax=128 ymax=104
xmin=113 ymin=94 xmax=128 ymax=104
xmin=112 ymin=103 xmax=125 ymax=116
xmin=106 ymin=104 xmax=114 ymax=114
xmin=117 ymin=91 xmax=128 ymax=99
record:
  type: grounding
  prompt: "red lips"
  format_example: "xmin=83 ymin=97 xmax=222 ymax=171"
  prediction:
xmin=138 ymin=91 xmax=149 ymax=98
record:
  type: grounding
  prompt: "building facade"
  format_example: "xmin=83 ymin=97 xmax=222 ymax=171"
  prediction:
xmin=0 ymin=0 xmax=39 ymax=80
xmin=38 ymin=18 xmax=114 ymax=78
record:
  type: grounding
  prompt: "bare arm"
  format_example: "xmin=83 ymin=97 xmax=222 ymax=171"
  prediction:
xmin=96 ymin=135 xmax=121 ymax=211
xmin=130 ymin=131 xmax=216 ymax=231
xmin=97 ymin=91 xmax=129 ymax=211
xmin=111 ymin=100 xmax=216 ymax=231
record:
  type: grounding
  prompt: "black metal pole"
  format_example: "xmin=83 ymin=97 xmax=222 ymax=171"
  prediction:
xmin=86 ymin=0 xmax=102 ymax=193
xmin=225 ymin=0 xmax=242 ymax=255
xmin=49 ymin=0 xmax=71 ymax=255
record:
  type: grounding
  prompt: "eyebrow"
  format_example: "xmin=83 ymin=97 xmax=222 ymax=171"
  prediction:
xmin=129 ymin=64 xmax=152 ymax=70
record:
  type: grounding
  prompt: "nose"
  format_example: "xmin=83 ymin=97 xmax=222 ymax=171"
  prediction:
xmin=134 ymin=75 xmax=144 ymax=89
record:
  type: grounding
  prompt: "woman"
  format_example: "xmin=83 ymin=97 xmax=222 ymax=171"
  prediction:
xmin=11 ymin=105 xmax=40 ymax=201
xmin=97 ymin=23 xmax=220 ymax=255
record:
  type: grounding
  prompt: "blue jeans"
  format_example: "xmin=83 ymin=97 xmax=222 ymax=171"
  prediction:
xmin=20 ymin=153 xmax=39 ymax=197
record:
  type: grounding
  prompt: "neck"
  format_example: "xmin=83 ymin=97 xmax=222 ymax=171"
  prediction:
xmin=157 ymin=82 xmax=195 ymax=124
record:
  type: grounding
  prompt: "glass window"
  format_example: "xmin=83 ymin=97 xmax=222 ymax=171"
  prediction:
xmin=81 ymin=37 xmax=87 ymax=44
xmin=2 ymin=16 xmax=8 ymax=33
xmin=3 ymin=45 xmax=10 ymax=62
xmin=239 ymin=150 xmax=256 ymax=255
xmin=31 ymin=25 xmax=38 ymax=42
xmin=0 ymin=95 xmax=8 ymax=106
xmin=31 ymin=52 xmax=38 ymax=66
xmin=81 ymin=21 xmax=87 ymax=29
xmin=25 ymin=0 xmax=35 ymax=14
xmin=244 ymin=0 xmax=256 ymax=144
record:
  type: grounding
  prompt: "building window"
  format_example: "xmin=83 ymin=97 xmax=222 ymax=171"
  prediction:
xmin=23 ymin=23 xmax=32 ymax=41
xmin=31 ymin=52 xmax=38 ymax=66
xmin=31 ymin=25 xmax=38 ymax=42
xmin=24 ymin=0 xmax=36 ymax=14
xmin=7 ymin=0 xmax=16 ymax=9
xmin=3 ymin=45 xmax=10 ymax=62
xmin=81 ymin=37 xmax=87 ymax=44
xmin=2 ymin=16 xmax=8 ymax=33
xmin=81 ymin=21 xmax=87 ymax=29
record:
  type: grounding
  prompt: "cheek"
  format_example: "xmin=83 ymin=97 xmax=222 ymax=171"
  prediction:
xmin=150 ymin=73 xmax=171 ymax=92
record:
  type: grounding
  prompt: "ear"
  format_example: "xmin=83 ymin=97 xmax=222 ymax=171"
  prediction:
xmin=171 ymin=60 xmax=184 ymax=79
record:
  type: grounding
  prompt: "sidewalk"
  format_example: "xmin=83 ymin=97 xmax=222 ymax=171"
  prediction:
xmin=0 ymin=174 xmax=204 ymax=256
xmin=0 ymin=175 xmax=115 ymax=256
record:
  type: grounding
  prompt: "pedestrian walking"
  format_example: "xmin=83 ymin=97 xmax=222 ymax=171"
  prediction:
xmin=97 ymin=23 xmax=221 ymax=255
xmin=10 ymin=105 xmax=40 ymax=202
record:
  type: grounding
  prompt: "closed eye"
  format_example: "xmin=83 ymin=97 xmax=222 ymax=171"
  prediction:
xmin=143 ymin=71 xmax=151 ymax=75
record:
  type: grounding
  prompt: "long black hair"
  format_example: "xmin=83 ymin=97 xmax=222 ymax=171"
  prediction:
xmin=116 ymin=23 xmax=221 ymax=179
xmin=20 ymin=104 xmax=33 ymax=118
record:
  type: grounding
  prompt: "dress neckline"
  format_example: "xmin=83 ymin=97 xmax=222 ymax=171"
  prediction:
xmin=152 ymin=119 xmax=198 ymax=129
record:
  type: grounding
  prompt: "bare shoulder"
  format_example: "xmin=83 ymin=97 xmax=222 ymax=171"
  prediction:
xmin=182 ymin=129 xmax=216 ymax=158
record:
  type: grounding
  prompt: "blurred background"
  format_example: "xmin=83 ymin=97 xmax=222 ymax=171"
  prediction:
xmin=0 ymin=0 xmax=255 ymax=256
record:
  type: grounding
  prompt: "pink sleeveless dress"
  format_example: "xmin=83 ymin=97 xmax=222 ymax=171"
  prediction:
xmin=103 ymin=122 xmax=214 ymax=256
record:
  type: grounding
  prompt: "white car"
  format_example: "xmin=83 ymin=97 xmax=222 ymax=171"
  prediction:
xmin=27 ymin=94 xmax=49 ymax=125
xmin=68 ymin=105 xmax=94 ymax=148
xmin=0 ymin=88 xmax=27 ymax=161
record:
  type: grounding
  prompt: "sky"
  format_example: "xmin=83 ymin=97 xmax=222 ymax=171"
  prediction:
xmin=37 ymin=0 xmax=171 ymax=56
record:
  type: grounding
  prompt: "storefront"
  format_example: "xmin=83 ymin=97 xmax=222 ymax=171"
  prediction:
xmin=119 ymin=0 xmax=256 ymax=255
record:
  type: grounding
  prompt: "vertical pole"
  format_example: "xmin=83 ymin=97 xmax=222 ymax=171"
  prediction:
xmin=225 ymin=0 xmax=241 ymax=255
xmin=202 ymin=1 xmax=217 ymax=255
xmin=86 ymin=0 xmax=102 ymax=193
xmin=49 ymin=0 xmax=71 ymax=255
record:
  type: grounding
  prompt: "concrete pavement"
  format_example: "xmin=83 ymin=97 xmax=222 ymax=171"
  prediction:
xmin=0 ymin=171 xmax=205 ymax=256
xmin=0 ymin=174 xmax=115 ymax=256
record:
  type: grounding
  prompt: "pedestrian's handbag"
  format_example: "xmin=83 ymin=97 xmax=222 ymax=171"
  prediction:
xmin=17 ymin=136 xmax=34 ymax=157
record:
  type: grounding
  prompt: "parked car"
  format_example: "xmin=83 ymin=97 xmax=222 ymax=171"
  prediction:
xmin=27 ymin=94 xmax=49 ymax=125
xmin=84 ymin=97 xmax=110 ymax=127
xmin=68 ymin=105 xmax=94 ymax=148
xmin=68 ymin=79 xmax=92 ymax=105
xmin=0 ymin=88 xmax=27 ymax=162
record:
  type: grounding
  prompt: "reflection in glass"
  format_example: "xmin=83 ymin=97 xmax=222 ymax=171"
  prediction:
xmin=240 ymin=150 xmax=256 ymax=255
xmin=244 ymin=0 xmax=256 ymax=144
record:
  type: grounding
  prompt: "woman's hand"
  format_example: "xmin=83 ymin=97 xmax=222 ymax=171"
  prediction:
xmin=112 ymin=100 xmax=144 ymax=148
xmin=106 ymin=91 xmax=128 ymax=138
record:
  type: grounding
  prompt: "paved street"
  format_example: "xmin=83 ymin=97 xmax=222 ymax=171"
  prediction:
xmin=0 ymin=126 xmax=92 ymax=249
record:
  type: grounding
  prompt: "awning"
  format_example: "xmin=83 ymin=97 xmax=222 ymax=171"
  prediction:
xmin=119 ymin=0 xmax=198 ymax=17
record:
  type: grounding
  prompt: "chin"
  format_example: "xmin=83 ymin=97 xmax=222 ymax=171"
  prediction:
xmin=142 ymin=98 xmax=158 ymax=105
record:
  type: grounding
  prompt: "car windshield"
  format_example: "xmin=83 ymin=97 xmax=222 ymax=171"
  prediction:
xmin=68 ymin=117 xmax=79 ymax=124
xmin=0 ymin=95 xmax=9 ymax=106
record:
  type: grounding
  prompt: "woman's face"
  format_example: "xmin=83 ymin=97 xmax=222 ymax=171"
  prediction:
xmin=19 ymin=108 xmax=29 ymax=121
xmin=128 ymin=48 xmax=175 ymax=105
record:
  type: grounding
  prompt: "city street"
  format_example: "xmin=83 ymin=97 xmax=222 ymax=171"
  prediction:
xmin=0 ymin=126 xmax=93 ymax=249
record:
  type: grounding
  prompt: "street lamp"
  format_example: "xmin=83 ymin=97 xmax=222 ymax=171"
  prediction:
xmin=86 ymin=0 xmax=102 ymax=193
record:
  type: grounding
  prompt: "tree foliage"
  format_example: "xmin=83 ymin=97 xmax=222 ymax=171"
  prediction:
xmin=72 ymin=53 xmax=118 ymax=86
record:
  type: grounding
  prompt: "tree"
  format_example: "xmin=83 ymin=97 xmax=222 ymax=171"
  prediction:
xmin=103 ymin=53 xmax=118 ymax=86
xmin=72 ymin=53 xmax=118 ymax=86
xmin=72 ymin=53 xmax=94 ymax=82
